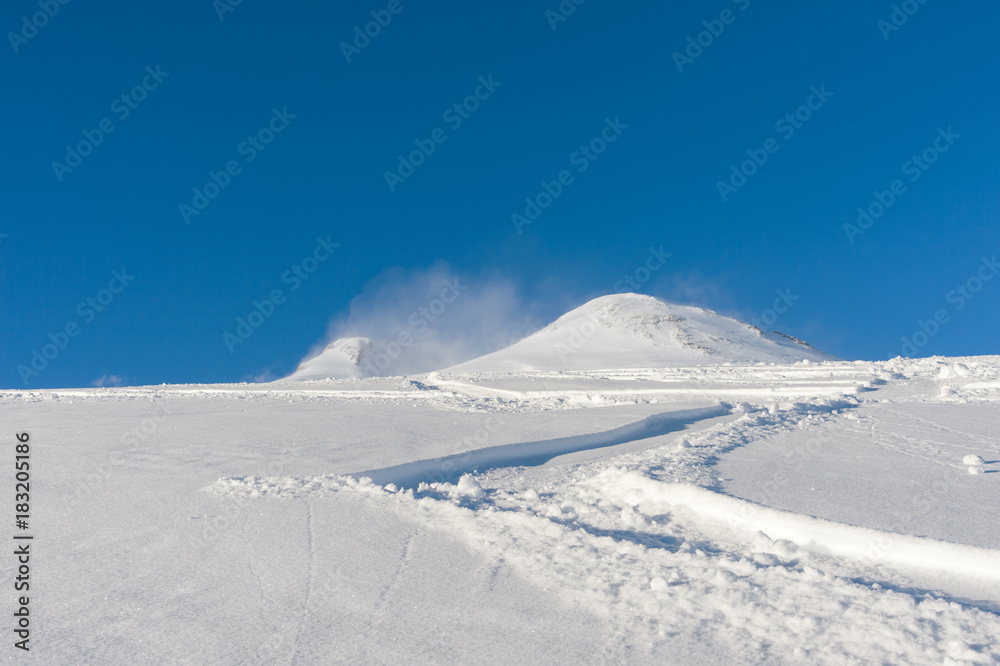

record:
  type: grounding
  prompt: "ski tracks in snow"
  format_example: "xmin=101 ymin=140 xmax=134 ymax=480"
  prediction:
xmin=370 ymin=531 xmax=416 ymax=618
xmin=210 ymin=360 xmax=1000 ymax=664
xmin=289 ymin=499 xmax=316 ymax=666
xmin=241 ymin=511 xmax=269 ymax=607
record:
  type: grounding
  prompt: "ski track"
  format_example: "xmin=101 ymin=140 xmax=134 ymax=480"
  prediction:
xmin=296 ymin=473 xmax=1000 ymax=664
xmin=866 ymin=422 xmax=960 ymax=470
xmin=289 ymin=499 xmax=315 ymax=666
xmin=212 ymin=358 xmax=1000 ymax=664
xmin=863 ymin=407 xmax=1000 ymax=475
xmin=242 ymin=511 xmax=268 ymax=607
xmin=359 ymin=530 xmax=417 ymax=664
xmin=353 ymin=405 xmax=732 ymax=489
xmin=371 ymin=531 xmax=415 ymax=617
xmin=878 ymin=405 xmax=999 ymax=451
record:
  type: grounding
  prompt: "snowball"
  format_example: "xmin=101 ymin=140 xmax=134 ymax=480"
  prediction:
xmin=677 ymin=439 xmax=692 ymax=450
xmin=962 ymin=454 xmax=986 ymax=465
xmin=967 ymin=466 xmax=985 ymax=475
xmin=455 ymin=474 xmax=486 ymax=498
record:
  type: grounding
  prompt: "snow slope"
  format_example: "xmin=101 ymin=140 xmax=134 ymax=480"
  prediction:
xmin=445 ymin=293 xmax=838 ymax=374
xmin=3 ymin=355 xmax=999 ymax=664
xmin=284 ymin=337 xmax=374 ymax=380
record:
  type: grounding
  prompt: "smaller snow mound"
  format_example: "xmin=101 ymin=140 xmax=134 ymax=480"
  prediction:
xmin=455 ymin=474 xmax=486 ymax=498
xmin=279 ymin=337 xmax=374 ymax=381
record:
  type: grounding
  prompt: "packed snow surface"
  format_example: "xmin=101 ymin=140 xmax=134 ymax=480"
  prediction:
xmin=4 ymin=351 xmax=1000 ymax=663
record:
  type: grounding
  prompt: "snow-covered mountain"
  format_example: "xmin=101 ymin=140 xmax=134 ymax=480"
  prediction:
xmin=445 ymin=293 xmax=837 ymax=373
xmin=284 ymin=336 xmax=374 ymax=380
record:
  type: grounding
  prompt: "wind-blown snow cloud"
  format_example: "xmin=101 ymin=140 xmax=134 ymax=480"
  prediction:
xmin=309 ymin=264 xmax=543 ymax=375
xmin=92 ymin=374 xmax=123 ymax=387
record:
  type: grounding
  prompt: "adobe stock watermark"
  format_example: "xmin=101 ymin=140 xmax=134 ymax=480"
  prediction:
xmin=672 ymin=0 xmax=752 ymax=73
xmin=723 ymin=431 xmax=832 ymax=533
xmin=545 ymin=0 xmax=587 ymax=30
xmin=213 ymin=0 xmax=246 ymax=21
xmin=757 ymin=435 xmax=824 ymax=501
xmin=412 ymin=412 xmax=507 ymax=488
xmin=7 ymin=0 xmax=71 ymax=54
xmin=52 ymin=66 xmax=170 ymax=182
xmin=877 ymin=0 xmax=930 ymax=41
xmin=17 ymin=268 xmax=136 ymax=385
xmin=223 ymin=236 xmax=339 ymax=353
xmin=384 ymin=75 xmax=502 ymax=192
xmin=615 ymin=246 xmax=673 ymax=292
xmin=511 ymin=116 xmax=628 ymax=234
xmin=179 ymin=107 xmax=296 ymax=224
xmin=843 ymin=126 xmax=960 ymax=244
xmin=750 ymin=288 xmax=799 ymax=330
xmin=866 ymin=477 xmax=949 ymax=563
xmin=898 ymin=254 xmax=998 ymax=356
xmin=563 ymin=244 xmax=673 ymax=360
xmin=359 ymin=278 xmax=468 ymax=375
xmin=340 ymin=0 xmax=415 ymax=63
xmin=187 ymin=441 xmax=300 ymax=551
xmin=716 ymin=85 xmax=833 ymax=202
xmin=60 ymin=401 xmax=175 ymax=512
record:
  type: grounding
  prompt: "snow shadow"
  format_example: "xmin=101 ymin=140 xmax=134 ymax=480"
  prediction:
xmin=848 ymin=577 xmax=1000 ymax=616
xmin=353 ymin=404 xmax=731 ymax=490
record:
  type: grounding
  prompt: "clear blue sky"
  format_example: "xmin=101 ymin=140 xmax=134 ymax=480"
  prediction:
xmin=2 ymin=0 xmax=998 ymax=388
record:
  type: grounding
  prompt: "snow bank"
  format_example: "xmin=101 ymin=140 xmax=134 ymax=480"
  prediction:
xmin=594 ymin=469 xmax=1000 ymax=581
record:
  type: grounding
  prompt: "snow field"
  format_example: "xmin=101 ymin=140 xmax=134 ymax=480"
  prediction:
xmin=3 ymin=354 xmax=999 ymax=663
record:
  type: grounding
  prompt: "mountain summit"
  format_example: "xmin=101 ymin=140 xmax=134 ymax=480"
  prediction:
xmin=285 ymin=337 xmax=374 ymax=381
xmin=443 ymin=293 xmax=837 ymax=373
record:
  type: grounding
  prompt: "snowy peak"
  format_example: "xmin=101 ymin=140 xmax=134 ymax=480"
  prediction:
xmin=445 ymin=293 xmax=837 ymax=373
xmin=539 ymin=294 xmax=713 ymax=348
xmin=284 ymin=337 xmax=375 ymax=381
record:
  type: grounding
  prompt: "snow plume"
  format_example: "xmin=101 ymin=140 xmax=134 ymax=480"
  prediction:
xmin=315 ymin=264 xmax=541 ymax=376
xmin=92 ymin=374 xmax=124 ymax=387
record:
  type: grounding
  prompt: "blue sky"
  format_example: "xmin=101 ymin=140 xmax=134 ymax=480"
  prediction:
xmin=1 ymin=0 xmax=998 ymax=388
